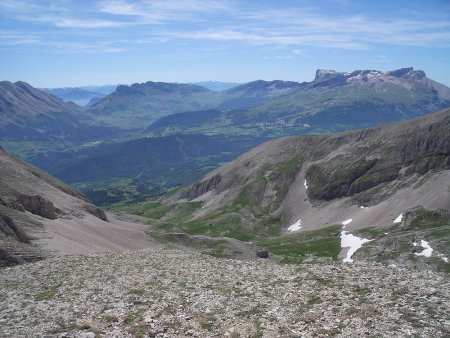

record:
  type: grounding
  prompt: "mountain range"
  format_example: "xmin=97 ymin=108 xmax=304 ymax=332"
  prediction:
xmin=1 ymin=67 xmax=450 ymax=206
xmin=2 ymin=107 xmax=447 ymax=270
xmin=147 ymin=68 xmax=450 ymax=137
xmin=142 ymin=107 xmax=450 ymax=269
xmin=42 ymin=82 xmax=238 ymax=107
xmin=3 ymin=67 xmax=450 ymax=140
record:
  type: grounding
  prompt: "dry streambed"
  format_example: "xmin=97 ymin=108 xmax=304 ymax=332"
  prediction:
xmin=1 ymin=248 xmax=449 ymax=337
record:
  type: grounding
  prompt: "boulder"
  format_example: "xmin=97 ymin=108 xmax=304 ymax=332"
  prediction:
xmin=256 ymin=250 xmax=269 ymax=259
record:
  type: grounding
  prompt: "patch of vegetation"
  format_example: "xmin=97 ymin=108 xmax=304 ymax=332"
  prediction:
xmin=307 ymin=296 xmax=322 ymax=306
xmin=123 ymin=313 xmax=140 ymax=325
xmin=256 ymin=225 xmax=341 ymax=263
xmin=408 ymin=207 xmax=450 ymax=231
xmin=204 ymin=241 xmax=228 ymax=258
xmin=127 ymin=289 xmax=145 ymax=296
xmin=103 ymin=315 xmax=119 ymax=323
xmin=35 ymin=286 xmax=60 ymax=301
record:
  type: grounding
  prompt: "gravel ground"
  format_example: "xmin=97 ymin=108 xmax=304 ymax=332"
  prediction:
xmin=1 ymin=248 xmax=449 ymax=338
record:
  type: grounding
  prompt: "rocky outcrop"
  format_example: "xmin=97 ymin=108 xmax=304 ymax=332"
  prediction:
xmin=0 ymin=197 xmax=25 ymax=212
xmin=184 ymin=174 xmax=222 ymax=200
xmin=0 ymin=214 xmax=30 ymax=243
xmin=306 ymin=112 xmax=450 ymax=201
xmin=17 ymin=195 xmax=58 ymax=220
xmin=85 ymin=206 xmax=108 ymax=222
xmin=388 ymin=67 xmax=426 ymax=80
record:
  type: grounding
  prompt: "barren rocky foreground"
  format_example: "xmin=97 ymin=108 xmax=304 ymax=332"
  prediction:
xmin=1 ymin=248 xmax=449 ymax=338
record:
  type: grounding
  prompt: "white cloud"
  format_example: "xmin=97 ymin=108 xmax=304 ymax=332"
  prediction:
xmin=1 ymin=0 xmax=449 ymax=51
xmin=99 ymin=0 xmax=231 ymax=23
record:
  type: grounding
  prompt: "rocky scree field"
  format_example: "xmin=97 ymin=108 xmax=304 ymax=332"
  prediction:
xmin=1 ymin=248 xmax=449 ymax=338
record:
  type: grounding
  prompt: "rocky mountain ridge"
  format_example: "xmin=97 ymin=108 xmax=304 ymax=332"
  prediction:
xmin=146 ymin=67 xmax=450 ymax=138
xmin=142 ymin=108 xmax=450 ymax=269
xmin=0 ymin=81 xmax=120 ymax=141
xmin=177 ymin=108 xmax=450 ymax=225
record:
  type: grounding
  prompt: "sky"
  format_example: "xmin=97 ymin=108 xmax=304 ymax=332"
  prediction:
xmin=1 ymin=0 xmax=450 ymax=88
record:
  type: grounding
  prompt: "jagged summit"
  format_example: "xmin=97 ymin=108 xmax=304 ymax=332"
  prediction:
xmin=314 ymin=67 xmax=427 ymax=84
xmin=387 ymin=67 xmax=426 ymax=80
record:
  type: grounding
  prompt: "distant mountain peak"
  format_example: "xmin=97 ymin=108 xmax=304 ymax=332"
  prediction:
xmin=312 ymin=67 xmax=429 ymax=88
xmin=387 ymin=67 xmax=426 ymax=80
xmin=314 ymin=69 xmax=341 ymax=80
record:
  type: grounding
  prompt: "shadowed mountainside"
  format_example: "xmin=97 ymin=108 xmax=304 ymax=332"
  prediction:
xmin=0 ymin=81 xmax=118 ymax=141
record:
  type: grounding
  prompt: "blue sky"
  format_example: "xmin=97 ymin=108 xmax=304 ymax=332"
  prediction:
xmin=1 ymin=0 xmax=449 ymax=87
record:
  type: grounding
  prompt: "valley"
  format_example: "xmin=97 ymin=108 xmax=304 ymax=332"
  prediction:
xmin=2 ymin=67 xmax=450 ymax=206
xmin=1 ymin=68 xmax=449 ymax=338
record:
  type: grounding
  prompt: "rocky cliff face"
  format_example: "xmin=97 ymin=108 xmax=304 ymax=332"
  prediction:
xmin=313 ymin=67 xmax=431 ymax=87
xmin=305 ymin=111 xmax=450 ymax=201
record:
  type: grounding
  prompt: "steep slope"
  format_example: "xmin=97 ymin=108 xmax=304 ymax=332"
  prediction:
xmin=146 ymin=67 xmax=450 ymax=136
xmin=0 ymin=81 xmax=119 ymax=141
xmin=143 ymin=108 xmax=450 ymax=268
xmin=0 ymin=146 xmax=154 ymax=265
xmin=0 ymin=81 xmax=84 ymax=139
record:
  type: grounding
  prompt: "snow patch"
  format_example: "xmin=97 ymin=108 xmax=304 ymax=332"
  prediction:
xmin=342 ymin=219 xmax=353 ymax=226
xmin=304 ymin=180 xmax=308 ymax=190
xmin=438 ymin=254 xmax=448 ymax=263
xmin=341 ymin=231 xmax=372 ymax=263
xmin=393 ymin=214 xmax=403 ymax=224
xmin=360 ymin=206 xmax=367 ymax=209
xmin=414 ymin=240 xmax=433 ymax=257
xmin=288 ymin=219 xmax=302 ymax=232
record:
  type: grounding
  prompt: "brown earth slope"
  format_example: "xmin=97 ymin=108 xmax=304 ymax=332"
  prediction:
xmin=0 ymin=146 xmax=156 ymax=265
